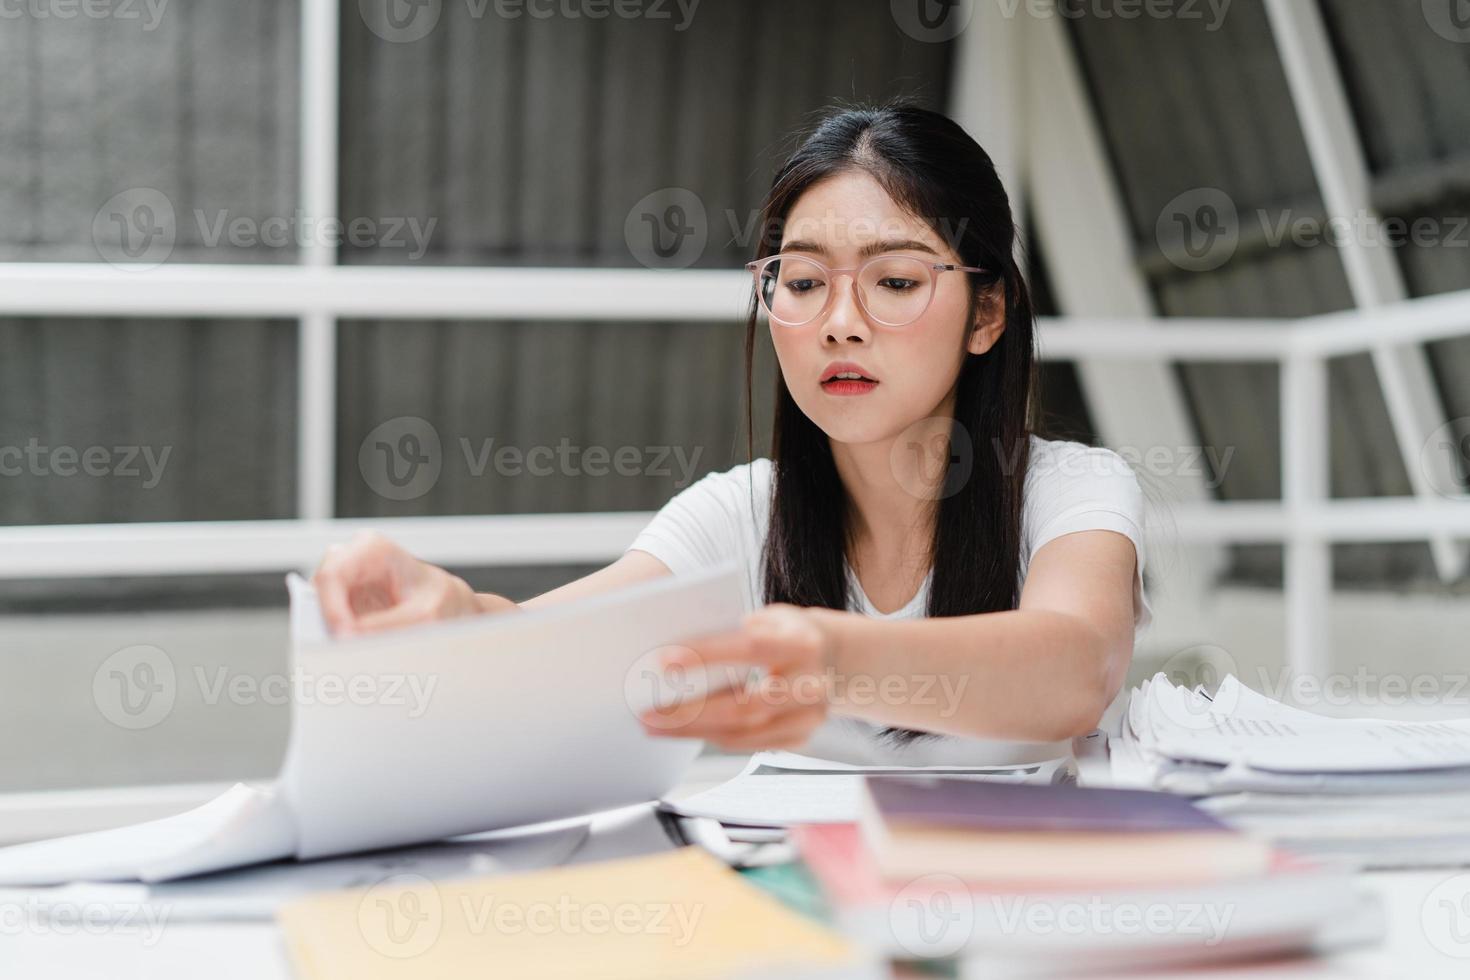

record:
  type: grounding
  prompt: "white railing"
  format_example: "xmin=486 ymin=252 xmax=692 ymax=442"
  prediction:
xmin=2 ymin=261 xmax=1468 ymax=681
xmin=2 ymin=0 xmax=1466 ymax=683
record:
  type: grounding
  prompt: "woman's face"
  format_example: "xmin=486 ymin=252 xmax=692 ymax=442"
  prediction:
xmin=766 ymin=170 xmax=1003 ymax=448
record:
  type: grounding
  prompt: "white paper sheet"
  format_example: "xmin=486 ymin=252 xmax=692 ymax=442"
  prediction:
xmin=0 ymin=563 xmax=745 ymax=883
xmin=666 ymin=751 xmax=1068 ymax=826
xmin=1138 ymin=673 xmax=1470 ymax=774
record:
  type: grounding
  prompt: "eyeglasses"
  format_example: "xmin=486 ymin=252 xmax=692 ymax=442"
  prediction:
xmin=746 ymin=253 xmax=988 ymax=328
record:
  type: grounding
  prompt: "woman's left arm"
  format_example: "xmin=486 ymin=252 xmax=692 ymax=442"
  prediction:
xmin=643 ymin=529 xmax=1138 ymax=749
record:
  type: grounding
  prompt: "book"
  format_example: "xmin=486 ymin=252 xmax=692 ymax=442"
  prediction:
xmin=796 ymin=822 xmax=1383 ymax=969
xmin=278 ymin=846 xmax=865 ymax=980
xmin=859 ymin=776 xmax=1270 ymax=888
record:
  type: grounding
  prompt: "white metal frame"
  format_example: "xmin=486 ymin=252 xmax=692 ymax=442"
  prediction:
xmin=2 ymin=0 xmax=1467 ymax=682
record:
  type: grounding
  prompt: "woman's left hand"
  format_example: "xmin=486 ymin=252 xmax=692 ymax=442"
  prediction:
xmin=639 ymin=604 xmax=835 ymax=752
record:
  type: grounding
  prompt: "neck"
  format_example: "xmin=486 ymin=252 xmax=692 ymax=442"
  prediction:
xmin=829 ymin=390 xmax=957 ymax=567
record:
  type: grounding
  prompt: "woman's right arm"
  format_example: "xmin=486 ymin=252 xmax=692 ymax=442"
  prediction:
xmin=311 ymin=530 xmax=672 ymax=636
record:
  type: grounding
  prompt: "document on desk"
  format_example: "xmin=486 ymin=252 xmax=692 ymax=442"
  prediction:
xmin=0 ymin=563 xmax=745 ymax=885
xmin=665 ymin=752 xmax=1068 ymax=826
xmin=1131 ymin=673 xmax=1470 ymax=776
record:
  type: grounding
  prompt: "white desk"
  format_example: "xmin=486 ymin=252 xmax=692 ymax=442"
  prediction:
xmin=2 ymin=756 xmax=1467 ymax=979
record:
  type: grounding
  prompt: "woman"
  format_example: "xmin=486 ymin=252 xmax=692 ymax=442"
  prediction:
xmin=313 ymin=103 xmax=1151 ymax=767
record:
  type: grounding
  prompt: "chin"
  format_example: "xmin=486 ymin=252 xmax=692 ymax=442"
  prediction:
xmin=797 ymin=395 xmax=908 ymax=446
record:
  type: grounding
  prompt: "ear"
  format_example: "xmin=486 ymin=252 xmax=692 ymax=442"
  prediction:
xmin=966 ymin=293 xmax=1006 ymax=356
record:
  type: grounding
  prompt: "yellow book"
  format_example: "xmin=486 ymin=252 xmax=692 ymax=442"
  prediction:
xmin=278 ymin=847 xmax=856 ymax=980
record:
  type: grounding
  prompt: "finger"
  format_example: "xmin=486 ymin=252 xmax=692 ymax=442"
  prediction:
xmin=313 ymin=566 xmax=358 ymax=636
xmin=709 ymin=707 xmax=826 ymax=752
xmin=351 ymin=596 xmax=437 ymax=634
xmin=646 ymin=684 xmax=769 ymax=735
xmin=665 ymin=629 xmax=783 ymax=671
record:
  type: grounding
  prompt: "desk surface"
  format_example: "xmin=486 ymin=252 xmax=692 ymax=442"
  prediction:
xmin=4 ymin=756 xmax=1468 ymax=979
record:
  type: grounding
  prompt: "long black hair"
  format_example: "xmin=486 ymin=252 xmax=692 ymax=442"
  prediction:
xmin=743 ymin=103 xmax=1038 ymax=743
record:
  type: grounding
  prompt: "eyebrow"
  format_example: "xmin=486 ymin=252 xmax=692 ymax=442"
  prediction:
xmin=780 ymin=238 xmax=942 ymax=259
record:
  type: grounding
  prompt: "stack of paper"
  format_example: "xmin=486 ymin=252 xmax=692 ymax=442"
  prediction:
xmin=1117 ymin=672 xmax=1470 ymax=868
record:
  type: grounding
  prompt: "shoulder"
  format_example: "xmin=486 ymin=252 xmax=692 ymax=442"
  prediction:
xmin=1024 ymin=436 xmax=1140 ymax=494
xmin=1021 ymin=436 xmax=1145 ymax=545
xmin=677 ymin=457 xmax=773 ymax=504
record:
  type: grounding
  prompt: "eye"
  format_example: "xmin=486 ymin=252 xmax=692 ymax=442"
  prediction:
xmin=877 ymin=277 xmax=921 ymax=291
xmin=783 ymin=278 xmax=824 ymax=294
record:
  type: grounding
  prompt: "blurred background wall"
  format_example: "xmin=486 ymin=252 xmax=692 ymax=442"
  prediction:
xmin=1 ymin=0 xmax=1467 ymax=791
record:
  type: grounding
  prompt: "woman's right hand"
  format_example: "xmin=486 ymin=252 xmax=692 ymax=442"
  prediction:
xmin=311 ymin=530 xmax=515 ymax=636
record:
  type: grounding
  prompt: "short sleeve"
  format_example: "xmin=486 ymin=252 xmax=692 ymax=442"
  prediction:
xmin=1024 ymin=441 xmax=1152 ymax=632
xmin=624 ymin=462 xmax=761 ymax=577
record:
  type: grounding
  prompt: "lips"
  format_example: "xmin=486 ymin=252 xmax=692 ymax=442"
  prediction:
xmin=820 ymin=361 xmax=879 ymax=385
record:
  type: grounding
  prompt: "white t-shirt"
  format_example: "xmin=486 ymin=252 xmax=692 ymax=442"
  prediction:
xmin=625 ymin=435 xmax=1151 ymax=767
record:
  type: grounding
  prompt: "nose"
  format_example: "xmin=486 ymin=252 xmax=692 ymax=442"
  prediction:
xmin=823 ymin=272 xmax=872 ymax=344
